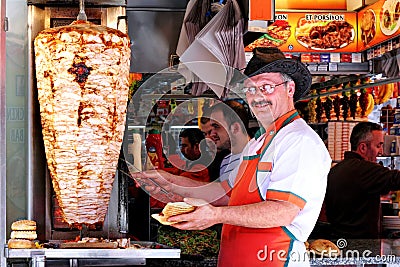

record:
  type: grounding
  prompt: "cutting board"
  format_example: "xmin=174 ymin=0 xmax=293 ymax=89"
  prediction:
xmin=60 ymin=241 xmax=118 ymax=249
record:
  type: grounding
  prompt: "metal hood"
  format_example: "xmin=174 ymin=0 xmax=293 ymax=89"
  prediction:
xmin=127 ymin=0 xmax=188 ymax=73
xmin=126 ymin=0 xmax=263 ymax=73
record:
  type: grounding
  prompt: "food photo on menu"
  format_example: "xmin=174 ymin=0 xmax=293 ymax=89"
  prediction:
xmin=357 ymin=0 xmax=400 ymax=50
xmin=380 ymin=0 xmax=400 ymax=35
xmin=245 ymin=20 xmax=291 ymax=51
xmin=360 ymin=9 xmax=376 ymax=46
xmin=294 ymin=16 xmax=355 ymax=50
xmin=245 ymin=12 xmax=357 ymax=53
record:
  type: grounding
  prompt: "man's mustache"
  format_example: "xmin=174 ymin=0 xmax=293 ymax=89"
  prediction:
xmin=251 ymin=100 xmax=272 ymax=107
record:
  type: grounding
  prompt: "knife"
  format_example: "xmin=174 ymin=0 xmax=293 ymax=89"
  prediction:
xmin=120 ymin=161 xmax=181 ymax=199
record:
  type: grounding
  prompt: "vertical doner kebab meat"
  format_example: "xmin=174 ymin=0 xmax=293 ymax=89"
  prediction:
xmin=34 ymin=21 xmax=131 ymax=225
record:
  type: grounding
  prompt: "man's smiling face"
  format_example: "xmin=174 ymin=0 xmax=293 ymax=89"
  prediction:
xmin=244 ymin=72 xmax=295 ymax=127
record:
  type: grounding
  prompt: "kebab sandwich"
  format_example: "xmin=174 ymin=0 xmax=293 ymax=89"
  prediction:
xmin=152 ymin=202 xmax=196 ymax=225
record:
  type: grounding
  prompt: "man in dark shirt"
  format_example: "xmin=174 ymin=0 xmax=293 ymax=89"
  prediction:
xmin=325 ymin=121 xmax=400 ymax=238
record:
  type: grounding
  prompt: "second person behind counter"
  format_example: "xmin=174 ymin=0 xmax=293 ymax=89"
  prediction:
xmin=173 ymin=127 xmax=211 ymax=183
xmin=150 ymin=127 xmax=211 ymax=208
xmin=325 ymin=121 xmax=400 ymax=239
xmin=208 ymin=100 xmax=251 ymax=182
xmin=200 ymin=110 xmax=230 ymax=181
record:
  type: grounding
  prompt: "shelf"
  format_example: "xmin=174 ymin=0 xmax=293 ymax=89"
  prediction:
xmin=127 ymin=125 xmax=146 ymax=130
xmin=301 ymin=76 xmax=400 ymax=101
xmin=310 ymin=73 xmax=371 ymax=91
xmin=306 ymin=62 xmax=370 ymax=76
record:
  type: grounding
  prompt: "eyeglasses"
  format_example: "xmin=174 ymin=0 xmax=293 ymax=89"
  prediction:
xmin=242 ymin=81 xmax=287 ymax=95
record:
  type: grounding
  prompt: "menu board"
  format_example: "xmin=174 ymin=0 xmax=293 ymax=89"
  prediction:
xmin=358 ymin=0 xmax=400 ymax=51
xmin=245 ymin=12 xmax=358 ymax=53
xmin=275 ymin=0 xmax=346 ymax=10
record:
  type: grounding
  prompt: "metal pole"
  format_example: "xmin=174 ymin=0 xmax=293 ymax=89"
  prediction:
xmin=0 ymin=0 xmax=7 ymax=265
xmin=77 ymin=0 xmax=87 ymax=21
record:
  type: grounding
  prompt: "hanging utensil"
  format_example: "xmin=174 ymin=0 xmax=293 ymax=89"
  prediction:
xmin=77 ymin=0 xmax=87 ymax=21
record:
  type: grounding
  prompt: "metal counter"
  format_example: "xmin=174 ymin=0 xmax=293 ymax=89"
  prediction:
xmin=5 ymin=241 xmax=180 ymax=267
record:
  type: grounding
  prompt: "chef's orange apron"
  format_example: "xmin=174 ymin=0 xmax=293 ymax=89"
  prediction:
xmin=218 ymin=110 xmax=300 ymax=267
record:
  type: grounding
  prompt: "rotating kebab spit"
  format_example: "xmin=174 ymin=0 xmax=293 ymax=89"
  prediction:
xmin=34 ymin=0 xmax=131 ymax=229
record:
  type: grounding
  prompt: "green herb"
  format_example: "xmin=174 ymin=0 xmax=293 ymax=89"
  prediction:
xmin=157 ymin=226 xmax=220 ymax=257
xmin=259 ymin=33 xmax=283 ymax=43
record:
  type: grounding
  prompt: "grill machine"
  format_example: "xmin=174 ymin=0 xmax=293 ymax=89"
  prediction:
xmin=25 ymin=0 xmax=137 ymax=242
xmin=5 ymin=1 xmax=179 ymax=266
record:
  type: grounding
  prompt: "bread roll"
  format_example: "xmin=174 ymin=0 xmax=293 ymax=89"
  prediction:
xmin=11 ymin=220 xmax=37 ymax=231
xmin=309 ymin=239 xmax=340 ymax=257
xmin=10 ymin=231 xmax=37 ymax=240
xmin=162 ymin=202 xmax=195 ymax=217
xmin=7 ymin=239 xmax=35 ymax=249
xmin=151 ymin=214 xmax=175 ymax=225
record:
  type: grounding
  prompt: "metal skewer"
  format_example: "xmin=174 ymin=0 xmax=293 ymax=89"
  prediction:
xmin=80 ymin=224 xmax=88 ymax=239
xmin=77 ymin=0 xmax=87 ymax=21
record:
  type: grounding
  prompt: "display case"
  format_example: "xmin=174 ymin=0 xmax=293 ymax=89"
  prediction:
xmin=377 ymin=156 xmax=400 ymax=170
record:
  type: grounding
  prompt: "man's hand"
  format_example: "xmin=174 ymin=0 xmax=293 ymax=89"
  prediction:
xmin=168 ymin=198 xmax=220 ymax=230
xmin=131 ymin=169 xmax=167 ymax=185
xmin=129 ymin=169 xmax=227 ymax=206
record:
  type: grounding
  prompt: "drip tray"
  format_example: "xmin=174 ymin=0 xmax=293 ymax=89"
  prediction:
xmin=60 ymin=242 xmax=118 ymax=249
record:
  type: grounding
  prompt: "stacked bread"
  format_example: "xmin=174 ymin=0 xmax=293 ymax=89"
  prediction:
xmin=151 ymin=202 xmax=195 ymax=225
xmin=8 ymin=220 xmax=37 ymax=249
